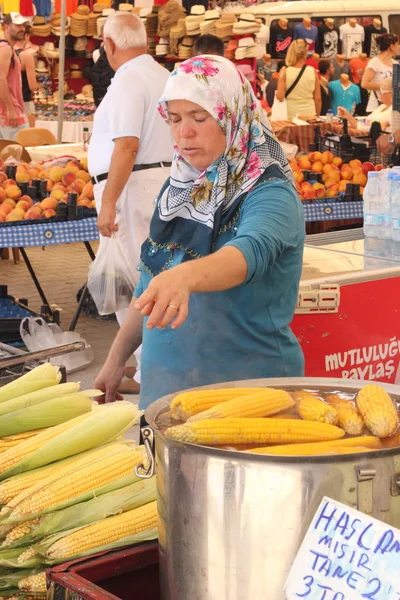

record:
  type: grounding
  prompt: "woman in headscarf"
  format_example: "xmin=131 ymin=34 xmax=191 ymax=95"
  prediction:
xmin=95 ymin=56 xmax=305 ymax=409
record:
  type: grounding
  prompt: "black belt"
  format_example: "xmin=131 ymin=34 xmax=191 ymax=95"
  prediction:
xmin=91 ymin=162 xmax=172 ymax=185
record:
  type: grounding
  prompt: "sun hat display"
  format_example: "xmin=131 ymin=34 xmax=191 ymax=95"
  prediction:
xmin=156 ymin=37 xmax=169 ymax=56
xmin=216 ymin=12 xmax=236 ymax=40
xmin=70 ymin=5 xmax=90 ymax=37
xmin=50 ymin=13 xmax=70 ymax=36
xmin=157 ymin=0 xmax=186 ymax=38
xmin=185 ymin=4 xmax=204 ymax=35
xmin=199 ymin=9 xmax=219 ymax=35
xmin=140 ymin=7 xmax=151 ymax=21
xmin=51 ymin=62 xmax=70 ymax=79
xmin=233 ymin=13 xmax=261 ymax=35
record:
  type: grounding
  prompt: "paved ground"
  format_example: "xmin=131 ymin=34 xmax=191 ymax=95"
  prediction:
xmin=1 ymin=242 xmax=140 ymax=431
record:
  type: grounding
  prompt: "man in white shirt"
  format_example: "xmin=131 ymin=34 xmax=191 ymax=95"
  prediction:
xmin=88 ymin=12 xmax=173 ymax=391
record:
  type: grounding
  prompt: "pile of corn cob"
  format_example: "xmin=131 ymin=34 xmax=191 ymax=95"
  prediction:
xmin=0 ymin=364 xmax=158 ymax=599
xmin=166 ymin=384 xmax=400 ymax=454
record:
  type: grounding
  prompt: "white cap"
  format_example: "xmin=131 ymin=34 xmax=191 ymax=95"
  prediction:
xmin=5 ymin=12 xmax=27 ymax=24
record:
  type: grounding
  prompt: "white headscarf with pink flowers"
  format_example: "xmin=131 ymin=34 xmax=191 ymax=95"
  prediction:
xmin=156 ymin=55 xmax=294 ymax=229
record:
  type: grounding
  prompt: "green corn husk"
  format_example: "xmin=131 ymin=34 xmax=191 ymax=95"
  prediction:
xmin=4 ymin=477 xmax=156 ymax=546
xmin=0 ymin=383 xmax=81 ymax=418
xmin=0 ymin=395 xmax=93 ymax=438
xmin=37 ymin=527 xmax=158 ymax=565
xmin=0 ymin=402 xmax=140 ymax=481
xmin=0 ymin=570 xmax=35 ymax=590
xmin=0 ymin=441 xmax=132 ymax=508
xmin=0 ymin=548 xmax=42 ymax=570
xmin=0 ymin=365 xmax=61 ymax=404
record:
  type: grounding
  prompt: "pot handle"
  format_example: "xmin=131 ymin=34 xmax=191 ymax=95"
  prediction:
xmin=135 ymin=426 xmax=155 ymax=479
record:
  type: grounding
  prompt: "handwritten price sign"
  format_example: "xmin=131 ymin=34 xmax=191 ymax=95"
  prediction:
xmin=285 ymin=497 xmax=400 ymax=600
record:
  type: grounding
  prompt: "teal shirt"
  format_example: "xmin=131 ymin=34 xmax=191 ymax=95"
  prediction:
xmin=135 ymin=170 xmax=305 ymax=409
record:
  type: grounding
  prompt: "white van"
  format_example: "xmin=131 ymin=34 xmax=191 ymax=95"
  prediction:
xmin=225 ymin=0 xmax=400 ymax=38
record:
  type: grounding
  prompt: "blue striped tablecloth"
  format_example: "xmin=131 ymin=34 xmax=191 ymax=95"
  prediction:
xmin=303 ymin=199 xmax=363 ymax=222
xmin=0 ymin=218 xmax=99 ymax=249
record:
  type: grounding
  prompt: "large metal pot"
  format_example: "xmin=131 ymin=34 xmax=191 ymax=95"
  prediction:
xmin=141 ymin=378 xmax=400 ymax=600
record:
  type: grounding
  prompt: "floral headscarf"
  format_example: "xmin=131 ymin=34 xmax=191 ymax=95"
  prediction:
xmin=140 ymin=55 xmax=293 ymax=275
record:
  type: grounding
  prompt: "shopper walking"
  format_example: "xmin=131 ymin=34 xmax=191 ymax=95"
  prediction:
xmin=0 ymin=13 xmax=29 ymax=140
xmin=15 ymin=23 xmax=37 ymax=127
xmin=94 ymin=56 xmax=305 ymax=409
xmin=88 ymin=12 xmax=173 ymax=392
xmin=362 ymin=33 xmax=399 ymax=114
xmin=276 ymin=39 xmax=321 ymax=118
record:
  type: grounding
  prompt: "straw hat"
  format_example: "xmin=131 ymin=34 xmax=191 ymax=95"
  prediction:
xmin=31 ymin=22 xmax=51 ymax=36
xmin=70 ymin=5 xmax=90 ymax=36
xmin=140 ymin=8 xmax=151 ymax=20
xmin=70 ymin=64 xmax=83 ymax=78
xmin=190 ymin=5 xmax=205 ymax=15
xmin=200 ymin=9 xmax=219 ymax=35
xmin=93 ymin=3 xmax=106 ymax=13
xmin=235 ymin=36 xmax=257 ymax=59
xmin=224 ymin=39 xmax=238 ymax=60
xmin=178 ymin=36 xmax=194 ymax=59
xmin=158 ymin=0 xmax=186 ymax=38
xmin=170 ymin=16 xmax=186 ymax=52
xmin=33 ymin=15 xmax=45 ymax=25
xmin=41 ymin=41 xmax=59 ymax=58
xmin=119 ymin=4 xmax=133 ymax=11
xmin=233 ymin=13 xmax=261 ymax=35
xmin=35 ymin=59 xmax=50 ymax=73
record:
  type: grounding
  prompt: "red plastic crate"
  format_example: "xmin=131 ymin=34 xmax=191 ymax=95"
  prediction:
xmin=47 ymin=541 xmax=160 ymax=600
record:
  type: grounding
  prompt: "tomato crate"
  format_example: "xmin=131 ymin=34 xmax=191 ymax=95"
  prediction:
xmin=47 ymin=542 xmax=160 ymax=600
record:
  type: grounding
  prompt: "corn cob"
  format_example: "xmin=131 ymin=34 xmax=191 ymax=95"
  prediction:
xmin=170 ymin=388 xmax=261 ymax=420
xmin=294 ymin=391 xmax=338 ymax=425
xmin=2 ymin=519 xmax=41 ymax=547
xmin=246 ymin=435 xmax=383 ymax=455
xmin=0 ymin=432 xmax=45 ymax=453
xmin=165 ymin=418 xmax=345 ymax=446
xmin=334 ymin=402 xmax=364 ymax=436
xmin=0 ymin=441 xmax=127 ymax=507
xmin=0 ymin=414 xmax=91 ymax=480
xmin=45 ymin=500 xmax=158 ymax=561
xmin=187 ymin=389 xmax=295 ymax=423
xmin=6 ymin=478 xmax=157 ymax=549
xmin=0 ymin=402 xmax=139 ymax=481
xmin=356 ymin=384 xmax=399 ymax=438
xmin=18 ymin=571 xmax=46 ymax=593
xmin=9 ymin=446 xmax=145 ymax=520
xmin=16 ymin=548 xmax=38 ymax=566
xmin=0 ymin=442 xmax=131 ymax=516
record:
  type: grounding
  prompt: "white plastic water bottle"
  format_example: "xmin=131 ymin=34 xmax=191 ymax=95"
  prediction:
xmin=363 ymin=172 xmax=381 ymax=238
xmin=381 ymin=172 xmax=394 ymax=240
xmin=391 ymin=174 xmax=400 ymax=241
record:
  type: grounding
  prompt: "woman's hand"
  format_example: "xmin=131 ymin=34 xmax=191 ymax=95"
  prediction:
xmin=94 ymin=361 xmax=125 ymax=403
xmin=134 ymin=266 xmax=191 ymax=330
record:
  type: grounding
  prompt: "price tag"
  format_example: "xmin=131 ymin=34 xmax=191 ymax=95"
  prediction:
xmin=285 ymin=497 xmax=400 ymax=600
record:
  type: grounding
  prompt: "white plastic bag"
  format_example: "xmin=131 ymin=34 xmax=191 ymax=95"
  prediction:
xmin=270 ymin=92 xmax=288 ymax=121
xmin=87 ymin=234 xmax=135 ymax=316
xmin=20 ymin=318 xmax=94 ymax=374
